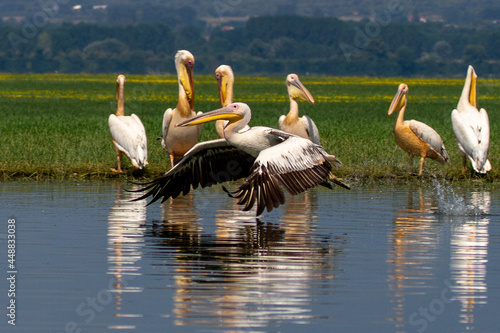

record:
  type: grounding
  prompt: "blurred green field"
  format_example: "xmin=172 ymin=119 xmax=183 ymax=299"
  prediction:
xmin=0 ymin=73 xmax=499 ymax=184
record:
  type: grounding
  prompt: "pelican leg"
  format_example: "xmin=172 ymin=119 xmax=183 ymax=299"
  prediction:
xmin=111 ymin=151 xmax=123 ymax=173
xmin=408 ymin=153 xmax=413 ymax=172
xmin=418 ymin=156 xmax=425 ymax=176
xmin=169 ymin=153 xmax=176 ymax=169
xmin=461 ymin=154 xmax=467 ymax=173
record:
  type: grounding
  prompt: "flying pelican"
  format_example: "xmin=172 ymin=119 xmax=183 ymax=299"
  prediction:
xmin=215 ymin=65 xmax=234 ymax=138
xmin=108 ymin=74 xmax=148 ymax=173
xmin=388 ymin=83 xmax=449 ymax=176
xmin=279 ymin=74 xmax=319 ymax=144
xmin=135 ymin=102 xmax=349 ymax=215
xmin=451 ymin=65 xmax=491 ymax=174
xmin=162 ymin=50 xmax=202 ymax=167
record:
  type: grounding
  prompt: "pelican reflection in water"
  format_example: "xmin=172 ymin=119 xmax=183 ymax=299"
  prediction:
xmin=107 ymin=183 xmax=146 ymax=321
xmin=449 ymin=190 xmax=490 ymax=329
xmin=387 ymin=186 xmax=440 ymax=329
xmin=279 ymin=191 xmax=318 ymax=244
xmin=146 ymin=191 xmax=343 ymax=329
xmin=159 ymin=193 xmax=202 ymax=248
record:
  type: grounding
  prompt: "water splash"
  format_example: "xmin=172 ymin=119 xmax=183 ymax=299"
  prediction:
xmin=432 ymin=178 xmax=484 ymax=216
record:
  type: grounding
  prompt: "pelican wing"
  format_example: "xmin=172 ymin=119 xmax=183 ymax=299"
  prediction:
xmin=408 ymin=119 xmax=449 ymax=161
xmin=130 ymin=113 xmax=148 ymax=161
xmin=109 ymin=114 xmax=148 ymax=168
xmin=134 ymin=139 xmax=255 ymax=204
xmin=276 ymin=124 xmax=340 ymax=168
xmin=161 ymin=108 xmax=173 ymax=150
xmin=301 ymin=115 xmax=321 ymax=145
xmin=278 ymin=115 xmax=286 ymax=130
xmin=229 ymin=133 xmax=332 ymax=215
xmin=131 ymin=114 xmax=146 ymax=139
xmin=478 ymin=108 xmax=490 ymax=154
xmin=451 ymin=108 xmax=490 ymax=172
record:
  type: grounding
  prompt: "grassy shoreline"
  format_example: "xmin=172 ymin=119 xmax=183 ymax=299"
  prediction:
xmin=1 ymin=73 xmax=499 ymax=186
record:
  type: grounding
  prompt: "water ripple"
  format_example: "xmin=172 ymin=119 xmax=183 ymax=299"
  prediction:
xmin=143 ymin=193 xmax=343 ymax=329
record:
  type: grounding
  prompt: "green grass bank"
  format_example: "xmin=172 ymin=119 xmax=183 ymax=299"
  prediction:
xmin=1 ymin=73 xmax=499 ymax=186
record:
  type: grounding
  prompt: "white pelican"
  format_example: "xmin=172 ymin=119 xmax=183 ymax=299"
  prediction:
xmin=215 ymin=65 xmax=234 ymax=138
xmin=451 ymin=65 xmax=491 ymax=174
xmin=388 ymin=83 xmax=449 ymax=175
xmin=162 ymin=50 xmax=202 ymax=167
xmin=108 ymin=74 xmax=148 ymax=172
xmin=279 ymin=74 xmax=319 ymax=144
xmin=135 ymin=102 xmax=349 ymax=215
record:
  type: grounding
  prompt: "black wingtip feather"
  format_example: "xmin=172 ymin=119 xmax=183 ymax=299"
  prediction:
xmin=126 ymin=142 xmax=255 ymax=207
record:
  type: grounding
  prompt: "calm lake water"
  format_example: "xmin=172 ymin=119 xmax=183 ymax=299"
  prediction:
xmin=1 ymin=180 xmax=499 ymax=332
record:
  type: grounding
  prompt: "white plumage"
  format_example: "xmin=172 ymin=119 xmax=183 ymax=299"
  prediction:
xmin=135 ymin=103 xmax=348 ymax=215
xmin=161 ymin=50 xmax=202 ymax=167
xmin=279 ymin=74 xmax=320 ymax=144
xmin=408 ymin=120 xmax=448 ymax=158
xmin=109 ymin=114 xmax=148 ymax=168
xmin=451 ymin=65 xmax=491 ymax=174
xmin=109 ymin=75 xmax=148 ymax=172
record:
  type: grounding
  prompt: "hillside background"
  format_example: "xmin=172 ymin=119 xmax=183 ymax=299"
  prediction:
xmin=3 ymin=0 xmax=500 ymax=25
xmin=1 ymin=0 xmax=500 ymax=76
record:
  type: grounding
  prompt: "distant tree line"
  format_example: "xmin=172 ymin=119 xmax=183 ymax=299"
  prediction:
xmin=1 ymin=15 xmax=500 ymax=77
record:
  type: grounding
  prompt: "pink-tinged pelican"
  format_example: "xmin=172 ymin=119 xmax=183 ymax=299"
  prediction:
xmin=162 ymin=50 xmax=202 ymax=167
xmin=135 ymin=102 xmax=349 ymax=215
xmin=451 ymin=65 xmax=491 ymax=174
xmin=215 ymin=65 xmax=234 ymax=138
xmin=214 ymin=64 xmax=249 ymax=138
xmin=108 ymin=74 xmax=148 ymax=172
xmin=388 ymin=83 xmax=449 ymax=175
xmin=279 ymin=74 xmax=319 ymax=144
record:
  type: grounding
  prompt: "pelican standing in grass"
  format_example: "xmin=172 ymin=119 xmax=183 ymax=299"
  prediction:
xmin=451 ymin=65 xmax=491 ymax=174
xmin=135 ymin=102 xmax=349 ymax=216
xmin=388 ymin=83 xmax=449 ymax=175
xmin=279 ymin=74 xmax=319 ymax=144
xmin=162 ymin=50 xmax=202 ymax=167
xmin=108 ymin=74 xmax=148 ymax=173
xmin=215 ymin=65 xmax=234 ymax=138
